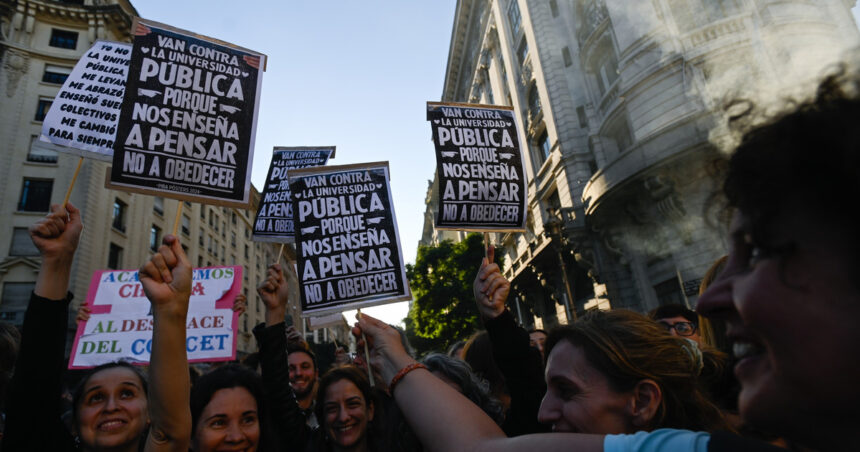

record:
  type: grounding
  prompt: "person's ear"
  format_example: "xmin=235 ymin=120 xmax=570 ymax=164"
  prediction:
xmin=367 ymin=400 xmax=375 ymax=422
xmin=629 ymin=379 xmax=661 ymax=428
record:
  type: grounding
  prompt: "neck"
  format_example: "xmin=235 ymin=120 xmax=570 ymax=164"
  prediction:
xmin=332 ymin=438 xmax=368 ymax=452
xmin=81 ymin=440 xmax=140 ymax=452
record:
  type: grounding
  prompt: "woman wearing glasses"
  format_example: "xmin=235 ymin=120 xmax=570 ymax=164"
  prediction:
xmin=648 ymin=304 xmax=702 ymax=345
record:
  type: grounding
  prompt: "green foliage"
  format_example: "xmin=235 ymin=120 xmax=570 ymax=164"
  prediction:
xmin=405 ymin=233 xmax=503 ymax=356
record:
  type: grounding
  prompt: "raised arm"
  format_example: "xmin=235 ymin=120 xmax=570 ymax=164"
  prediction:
xmin=140 ymin=235 xmax=192 ymax=452
xmin=353 ymin=313 xmax=606 ymax=452
xmin=474 ymin=245 xmax=549 ymax=435
xmin=2 ymin=203 xmax=83 ymax=450
xmin=253 ymin=264 xmax=309 ymax=450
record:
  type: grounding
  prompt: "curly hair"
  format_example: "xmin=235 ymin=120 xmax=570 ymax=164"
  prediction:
xmin=724 ymin=69 xmax=860 ymax=267
xmin=422 ymin=353 xmax=506 ymax=425
xmin=545 ymin=309 xmax=730 ymax=432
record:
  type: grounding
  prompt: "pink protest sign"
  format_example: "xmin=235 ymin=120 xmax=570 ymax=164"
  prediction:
xmin=69 ymin=266 xmax=242 ymax=369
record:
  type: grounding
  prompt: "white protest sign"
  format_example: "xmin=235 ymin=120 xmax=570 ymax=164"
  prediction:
xmin=40 ymin=40 xmax=131 ymax=161
xmin=69 ymin=266 xmax=241 ymax=369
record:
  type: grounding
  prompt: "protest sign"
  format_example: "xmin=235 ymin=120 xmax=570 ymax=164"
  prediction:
xmin=307 ymin=312 xmax=347 ymax=331
xmin=69 ymin=266 xmax=241 ymax=368
xmin=427 ymin=102 xmax=526 ymax=231
xmin=289 ymin=162 xmax=411 ymax=316
xmin=40 ymin=40 xmax=131 ymax=161
xmin=252 ymin=146 xmax=335 ymax=242
xmin=108 ymin=18 xmax=265 ymax=208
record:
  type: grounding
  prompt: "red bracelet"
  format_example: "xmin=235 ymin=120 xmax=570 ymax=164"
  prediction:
xmin=389 ymin=362 xmax=427 ymax=394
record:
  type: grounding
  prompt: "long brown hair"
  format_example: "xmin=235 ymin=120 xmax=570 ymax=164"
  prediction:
xmin=545 ymin=309 xmax=731 ymax=432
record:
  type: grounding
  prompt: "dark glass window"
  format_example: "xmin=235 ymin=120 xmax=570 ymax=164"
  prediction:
xmin=35 ymin=99 xmax=53 ymax=122
xmin=517 ymin=38 xmax=529 ymax=64
xmin=42 ymin=65 xmax=71 ymax=84
xmin=150 ymin=225 xmax=161 ymax=252
xmin=182 ymin=215 xmax=191 ymax=236
xmin=18 ymin=179 xmax=53 ymax=212
xmin=112 ymin=199 xmax=127 ymax=232
xmin=153 ymin=197 xmax=164 ymax=216
xmin=49 ymin=29 xmax=78 ymax=49
xmin=0 ymin=282 xmax=35 ymax=325
xmin=539 ymin=132 xmax=551 ymax=161
xmin=108 ymin=243 xmax=123 ymax=269
xmin=508 ymin=0 xmax=522 ymax=36
xmin=10 ymin=228 xmax=39 ymax=256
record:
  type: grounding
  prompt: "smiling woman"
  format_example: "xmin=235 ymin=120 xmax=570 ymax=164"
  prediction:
xmin=315 ymin=366 xmax=380 ymax=452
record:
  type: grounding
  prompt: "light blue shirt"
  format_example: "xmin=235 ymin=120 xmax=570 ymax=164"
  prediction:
xmin=604 ymin=429 xmax=710 ymax=452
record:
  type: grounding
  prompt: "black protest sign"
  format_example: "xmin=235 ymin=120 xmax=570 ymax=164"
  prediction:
xmin=41 ymin=40 xmax=131 ymax=161
xmin=252 ymin=146 xmax=335 ymax=243
xmin=109 ymin=18 xmax=265 ymax=208
xmin=289 ymin=162 xmax=411 ymax=316
xmin=427 ymin=102 xmax=526 ymax=231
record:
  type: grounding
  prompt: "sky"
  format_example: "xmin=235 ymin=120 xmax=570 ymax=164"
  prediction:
xmin=135 ymin=1 xmax=457 ymax=326
xmin=134 ymin=2 xmax=860 ymax=328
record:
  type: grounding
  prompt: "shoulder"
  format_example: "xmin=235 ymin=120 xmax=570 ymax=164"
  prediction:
xmin=604 ymin=429 xmax=710 ymax=452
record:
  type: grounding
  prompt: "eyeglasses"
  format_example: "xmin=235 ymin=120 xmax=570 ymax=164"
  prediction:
xmin=658 ymin=321 xmax=697 ymax=337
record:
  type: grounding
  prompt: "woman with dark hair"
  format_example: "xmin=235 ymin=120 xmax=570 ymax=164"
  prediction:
xmin=422 ymin=353 xmax=505 ymax=425
xmin=3 ymin=203 xmax=192 ymax=452
xmin=312 ymin=365 xmax=380 ymax=452
xmin=190 ymin=364 xmax=274 ymax=451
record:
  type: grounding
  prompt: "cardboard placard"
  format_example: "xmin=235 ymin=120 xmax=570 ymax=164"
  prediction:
xmin=307 ymin=312 xmax=347 ymax=331
xmin=289 ymin=162 xmax=411 ymax=316
xmin=427 ymin=102 xmax=527 ymax=231
xmin=40 ymin=40 xmax=132 ymax=161
xmin=109 ymin=18 xmax=266 ymax=208
xmin=68 ymin=266 xmax=241 ymax=368
xmin=252 ymin=146 xmax=335 ymax=243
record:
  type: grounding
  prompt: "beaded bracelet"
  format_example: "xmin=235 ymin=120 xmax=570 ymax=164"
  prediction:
xmin=389 ymin=362 xmax=427 ymax=394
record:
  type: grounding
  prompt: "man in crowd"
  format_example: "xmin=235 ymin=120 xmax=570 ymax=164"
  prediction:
xmin=288 ymin=343 xmax=320 ymax=428
xmin=649 ymin=304 xmax=703 ymax=345
xmin=528 ymin=329 xmax=547 ymax=360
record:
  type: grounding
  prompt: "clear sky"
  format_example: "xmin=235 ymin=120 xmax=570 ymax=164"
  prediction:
xmin=135 ymin=1 xmax=457 ymax=326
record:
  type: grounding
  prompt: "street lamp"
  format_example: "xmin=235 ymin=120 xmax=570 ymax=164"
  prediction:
xmin=544 ymin=208 xmax=577 ymax=322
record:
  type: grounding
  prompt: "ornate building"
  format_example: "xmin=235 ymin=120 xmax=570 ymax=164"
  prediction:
xmin=0 ymin=0 xmax=297 ymax=354
xmin=433 ymin=0 xmax=859 ymax=328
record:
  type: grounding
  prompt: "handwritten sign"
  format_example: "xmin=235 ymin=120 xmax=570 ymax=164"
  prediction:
xmin=252 ymin=146 xmax=335 ymax=242
xmin=69 ymin=266 xmax=241 ymax=368
xmin=108 ymin=18 xmax=265 ymax=208
xmin=289 ymin=162 xmax=411 ymax=316
xmin=40 ymin=40 xmax=131 ymax=160
xmin=427 ymin=102 xmax=526 ymax=231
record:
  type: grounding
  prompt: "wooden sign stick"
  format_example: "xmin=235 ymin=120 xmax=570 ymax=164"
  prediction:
xmin=357 ymin=308 xmax=375 ymax=387
xmin=483 ymin=232 xmax=490 ymax=260
xmin=172 ymin=201 xmax=183 ymax=236
xmin=62 ymin=157 xmax=84 ymax=208
xmin=276 ymin=243 xmax=285 ymax=265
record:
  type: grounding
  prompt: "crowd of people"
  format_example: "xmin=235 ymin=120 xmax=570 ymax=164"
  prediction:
xmin=2 ymin=70 xmax=859 ymax=452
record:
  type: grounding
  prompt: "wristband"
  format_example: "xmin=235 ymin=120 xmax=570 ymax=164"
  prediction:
xmin=389 ymin=362 xmax=427 ymax=394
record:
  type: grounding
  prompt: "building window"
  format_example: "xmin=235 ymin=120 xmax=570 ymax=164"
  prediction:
xmin=508 ymin=0 xmax=522 ymax=36
xmin=10 ymin=228 xmax=39 ymax=256
xmin=232 ymin=212 xmax=237 ymax=225
xmin=562 ymin=47 xmax=572 ymax=67
xmin=112 ymin=199 xmax=127 ymax=232
xmin=576 ymin=106 xmax=589 ymax=128
xmin=34 ymin=98 xmax=53 ymax=122
xmin=150 ymin=225 xmax=161 ymax=252
xmin=669 ymin=0 xmax=742 ymax=34
xmin=527 ymin=85 xmax=541 ymax=119
xmin=538 ymin=131 xmax=551 ymax=161
xmin=49 ymin=29 xmax=78 ymax=49
xmin=27 ymin=136 xmax=58 ymax=163
xmin=517 ymin=38 xmax=529 ymax=65
xmin=18 ymin=178 xmax=53 ymax=212
xmin=198 ymin=256 xmax=203 ymax=267
xmin=0 ymin=282 xmax=35 ymax=325
xmin=549 ymin=0 xmax=559 ymax=17
xmin=592 ymin=40 xmax=619 ymax=96
xmin=42 ymin=65 xmax=72 ymax=84
xmin=108 ymin=243 xmax=123 ymax=269
xmin=181 ymin=215 xmax=191 ymax=236
xmin=231 ymin=232 xmax=237 ymax=247
xmin=221 ymin=221 xmax=226 ymax=238
xmin=199 ymin=231 xmax=205 ymax=246
xmin=244 ymin=244 xmax=249 ymax=259
xmin=208 ymin=235 xmax=214 ymax=253
xmin=654 ymin=278 xmax=684 ymax=306
xmin=153 ymin=196 xmax=164 ymax=216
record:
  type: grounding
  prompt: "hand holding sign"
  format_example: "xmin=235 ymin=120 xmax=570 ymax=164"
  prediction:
xmin=257 ymin=264 xmax=289 ymax=326
xmin=140 ymin=235 xmax=192 ymax=317
xmin=473 ymin=245 xmax=509 ymax=321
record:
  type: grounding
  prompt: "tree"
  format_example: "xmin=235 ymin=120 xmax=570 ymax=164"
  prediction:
xmin=405 ymin=233 xmax=504 ymax=356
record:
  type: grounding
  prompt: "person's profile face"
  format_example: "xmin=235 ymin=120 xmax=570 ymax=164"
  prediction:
xmin=323 ymin=379 xmax=374 ymax=449
xmin=537 ymin=341 xmax=635 ymax=434
xmin=697 ymin=211 xmax=860 ymax=438
xmin=76 ymin=367 xmax=149 ymax=450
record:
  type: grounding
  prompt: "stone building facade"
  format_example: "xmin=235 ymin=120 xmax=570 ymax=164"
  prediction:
xmin=434 ymin=0 xmax=859 ymax=328
xmin=0 ymin=0 xmax=305 ymax=355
